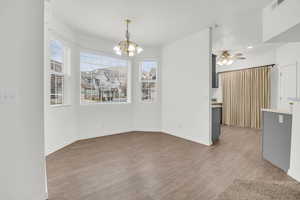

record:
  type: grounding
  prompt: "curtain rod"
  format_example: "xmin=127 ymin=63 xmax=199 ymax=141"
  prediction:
xmin=218 ymin=64 xmax=275 ymax=74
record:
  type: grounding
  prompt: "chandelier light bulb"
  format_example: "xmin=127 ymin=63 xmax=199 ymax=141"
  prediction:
xmin=128 ymin=44 xmax=136 ymax=51
xmin=137 ymin=47 xmax=143 ymax=54
xmin=217 ymin=61 xmax=223 ymax=66
xmin=116 ymin=50 xmax=122 ymax=56
xmin=113 ymin=46 xmax=121 ymax=51
xmin=128 ymin=52 xmax=134 ymax=57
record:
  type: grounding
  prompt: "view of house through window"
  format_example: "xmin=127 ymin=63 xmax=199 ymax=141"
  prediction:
xmin=140 ymin=61 xmax=157 ymax=102
xmin=80 ymin=52 xmax=130 ymax=104
xmin=50 ymin=40 xmax=66 ymax=105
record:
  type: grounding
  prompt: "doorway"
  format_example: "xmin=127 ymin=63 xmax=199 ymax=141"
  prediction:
xmin=220 ymin=66 xmax=272 ymax=129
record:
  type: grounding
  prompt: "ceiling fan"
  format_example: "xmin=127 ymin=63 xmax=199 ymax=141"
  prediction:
xmin=216 ymin=50 xmax=246 ymax=66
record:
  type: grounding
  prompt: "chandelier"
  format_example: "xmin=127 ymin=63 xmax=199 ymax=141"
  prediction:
xmin=113 ymin=19 xmax=143 ymax=57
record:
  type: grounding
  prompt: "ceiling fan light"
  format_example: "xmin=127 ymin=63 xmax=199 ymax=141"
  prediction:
xmin=227 ymin=60 xmax=234 ymax=65
xmin=222 ymin=59 xmax=228 ymax=65
xmin=128 ymin=52 xmax=134 ymax=57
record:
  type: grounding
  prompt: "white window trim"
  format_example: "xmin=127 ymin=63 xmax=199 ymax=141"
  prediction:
xmin=79 ymin=48 xmax=132 ymax=105
xmin=139 ymin=60 xmax=158 ymax=103
xmin=49 ymin=38 xmax=71 ymax=108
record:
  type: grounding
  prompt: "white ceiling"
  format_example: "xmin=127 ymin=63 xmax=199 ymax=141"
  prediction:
xmin=51 ymin=0 xmax=273 ymax=48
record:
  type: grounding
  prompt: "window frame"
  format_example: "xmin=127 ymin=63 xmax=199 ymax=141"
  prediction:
xmin=49 ymin=38 xmax=71 ymax=107
xmin=79 ymin=49 xmax=132 ymax=105
xmin=139 ymin=60 xmax=158 ymax=103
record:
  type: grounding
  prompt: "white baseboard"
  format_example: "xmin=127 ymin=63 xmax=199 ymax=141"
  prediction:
xmin=133 ymin=129 xmax=162 ymax=132
xmin=288 ymin=169 xmax=300 ymax=182
xmin=79 ymin=128 xmax=163 ymax=141
xmin=161 ymin=131 xmax=211 ymax=146
xmin=44 ymin=192 xmax=49 ymax=200
xmin=79 ymin=129 xmax=133 ymax=140
xmin=47 ymin=130 xmax=164 ymax=156
xmin=47 ymin=129 xmax=213 ymax=157
xmin=46 ymin=138 xmax=77 ymax=156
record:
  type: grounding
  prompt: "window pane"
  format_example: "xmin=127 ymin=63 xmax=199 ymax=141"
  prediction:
xmin=141 ymin=61 xmax=157 ymax=81
xmin=50 ymin=40 xmax=64 ymax=73
xmin=149 ymin=82 xmax=156 ymax=101
xmin=80 ymin=52 xmax=129 ymax=104
xmin=50 ymin=74 xmax=64 ymax=105
xmin=140 ymin=61 xmax=157 ymax=102
xmin=50 ymin=40 xmax=65 ymax=105
xmin=142 ymin=82 xmax=156 ymax=101
xmin=142 ymin=82 xmax=149 ymax=101
xmin=50 ymin=40 xmax=64 ymax=63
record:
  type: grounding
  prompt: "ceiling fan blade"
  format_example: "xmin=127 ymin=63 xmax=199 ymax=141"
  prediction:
xmin=234 ymin=53 xmax=243 ymax=56
xmin=237 ymin=57 xmax=246 ymax=60
xmin=217 ymin=49 xmax=230 ymax=53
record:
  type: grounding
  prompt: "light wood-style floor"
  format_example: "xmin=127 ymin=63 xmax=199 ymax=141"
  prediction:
xmin=46 ymin=126 xmax=293 ymax=200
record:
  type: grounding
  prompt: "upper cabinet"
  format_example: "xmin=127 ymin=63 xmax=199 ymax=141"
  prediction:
xmin=263 ymin=0 xmax=300 ymax=43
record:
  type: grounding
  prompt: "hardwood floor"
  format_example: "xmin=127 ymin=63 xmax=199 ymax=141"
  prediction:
xmin=46 ymin=126 xmax=293 ymax=200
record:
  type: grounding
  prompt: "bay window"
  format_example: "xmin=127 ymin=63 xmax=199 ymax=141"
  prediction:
xmin=50 ymin=40 xmax=70 ymax=105
xmin=140 ymin=61 xmax=158 ymax=102
xmin=80 ymin=52 xmax=130 ymax=104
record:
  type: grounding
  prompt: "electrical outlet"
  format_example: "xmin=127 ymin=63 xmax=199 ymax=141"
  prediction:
xmin=278 ymin=115 xmax=284 ymax=124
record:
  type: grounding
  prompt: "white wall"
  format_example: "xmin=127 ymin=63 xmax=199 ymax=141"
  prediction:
xmin=290 ymin=101 xmax=300 ymax=182
xmin=44 ymin=3 xmax=79 ymax=155
xmin=263 ymin=0 xmax=300 ymax=42
xmin=275 ymin=43 xmax=300 ymax=182
xmin=132 ymin=51 xmax=162 ymax=132
xmin=276 ymin=43 xmax=300 ymax=66
xmin=161 ymin=28 xmax=212 ymax=145
xmin=0 ymin=0 xmax=46 ymax=199
xmin=44 ymin=1 xmax=161 ymax=152
xmin=77 ymin=35 xmax=161 ymax=139
xmin=275 ymin=43 xmax=300 ymax=109
xmin=76 ymin=35 xmax=134 ymax=139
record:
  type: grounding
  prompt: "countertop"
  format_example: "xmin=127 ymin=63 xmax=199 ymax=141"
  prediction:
xmin=261 ymin=108 xmax=292 ymax=115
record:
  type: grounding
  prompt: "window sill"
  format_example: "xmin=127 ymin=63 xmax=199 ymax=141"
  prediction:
xmin=140 ymin=101 xmax=156 ymax=104
xmin=49 ymin=104 xmax=72 ymax=108
xmin=80 ymin=102 xmax=131 ymax=106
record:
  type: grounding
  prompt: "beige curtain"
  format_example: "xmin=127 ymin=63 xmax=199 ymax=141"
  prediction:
xmin=221 ymin=67 xmax=271 ymax=129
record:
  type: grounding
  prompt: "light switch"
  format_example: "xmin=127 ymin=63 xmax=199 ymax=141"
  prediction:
xmin=0 ymin=88 xmax=17 ymax=104
xmin=278 ymin=115 xmax=284 ymax=124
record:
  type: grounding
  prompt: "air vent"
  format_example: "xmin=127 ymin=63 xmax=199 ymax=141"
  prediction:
xmin=270 ymin=0 xmax=286 ymax=10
